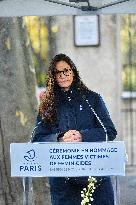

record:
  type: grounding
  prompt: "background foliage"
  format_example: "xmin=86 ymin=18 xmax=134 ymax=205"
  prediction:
xmin=23 ymin=16 xmax=57 ymax=87
xmin=121 ymin=15 xmax=136 ymax=92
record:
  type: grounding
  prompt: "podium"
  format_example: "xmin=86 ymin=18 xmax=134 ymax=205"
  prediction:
xmin=10 ymin=141 xmax=126 ymax=205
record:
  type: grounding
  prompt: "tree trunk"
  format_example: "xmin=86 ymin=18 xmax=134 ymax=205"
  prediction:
xmin=0 ymin=17 xmax=51 ymax=205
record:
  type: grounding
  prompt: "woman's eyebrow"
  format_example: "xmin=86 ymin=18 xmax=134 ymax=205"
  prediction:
xmin=56 ymin=67 xmax=70 ymax=71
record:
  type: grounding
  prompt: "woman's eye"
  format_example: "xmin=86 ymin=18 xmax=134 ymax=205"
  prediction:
xmin=55 ymin=70 xmax=60 ymax=74
xmin=64 ymin=68 xmax=69 ymax=73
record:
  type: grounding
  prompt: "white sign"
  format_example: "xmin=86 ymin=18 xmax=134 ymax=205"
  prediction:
xmin=74 ymin=15 xmax=99 ymax=46
xmin=10 ymin=141 xmax=126 ymax=177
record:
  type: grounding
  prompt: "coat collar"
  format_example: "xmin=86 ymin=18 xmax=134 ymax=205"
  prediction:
xmin=55 ymin=82 xmax=79 ymax=104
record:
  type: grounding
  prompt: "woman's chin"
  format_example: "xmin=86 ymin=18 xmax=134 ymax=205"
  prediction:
xmin=59 ymin=83 xmax=71 ymax=90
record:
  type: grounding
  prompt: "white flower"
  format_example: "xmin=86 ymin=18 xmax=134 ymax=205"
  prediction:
xmin=81 ymin=176 xmax=97 ymax=205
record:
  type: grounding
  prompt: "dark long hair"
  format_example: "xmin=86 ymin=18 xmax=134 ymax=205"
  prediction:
xmin=39 ymin=53 xmax=89 ymax=125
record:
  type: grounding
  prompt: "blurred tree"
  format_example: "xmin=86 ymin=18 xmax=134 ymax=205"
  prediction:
xmin=24 ymin=16 xmax=48 ymax=87
xmin=0 ymin=17 xmax=51 ymax=205
xmin=24 ymin=16 xmax=57 ymax=87
xmin=121 ymin=15 xmax=136 ymax=92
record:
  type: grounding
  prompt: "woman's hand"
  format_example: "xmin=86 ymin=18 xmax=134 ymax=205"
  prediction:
xmin=61 ymin=130 xmax=82 ymax=142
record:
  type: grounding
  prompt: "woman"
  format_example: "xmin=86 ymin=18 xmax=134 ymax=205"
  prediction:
xmin=32 ymin=53 xmax=117 ymax=205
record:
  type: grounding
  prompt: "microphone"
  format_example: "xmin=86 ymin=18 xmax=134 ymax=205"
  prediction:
xmin=30 ymin=107 xmax=51 ymax=142
xmin=82 ymin=96 xmax=108 ymax=142
xmin=30 ymin=120 xmax=43 ymax=143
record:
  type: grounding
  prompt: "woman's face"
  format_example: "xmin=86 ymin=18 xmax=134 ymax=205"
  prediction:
xmin=55 ymin=61 xmax=74 ymax=91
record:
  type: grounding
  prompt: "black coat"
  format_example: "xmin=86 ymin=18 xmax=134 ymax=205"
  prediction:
xmin=32 ymin=84 xmax=117 ymax=205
